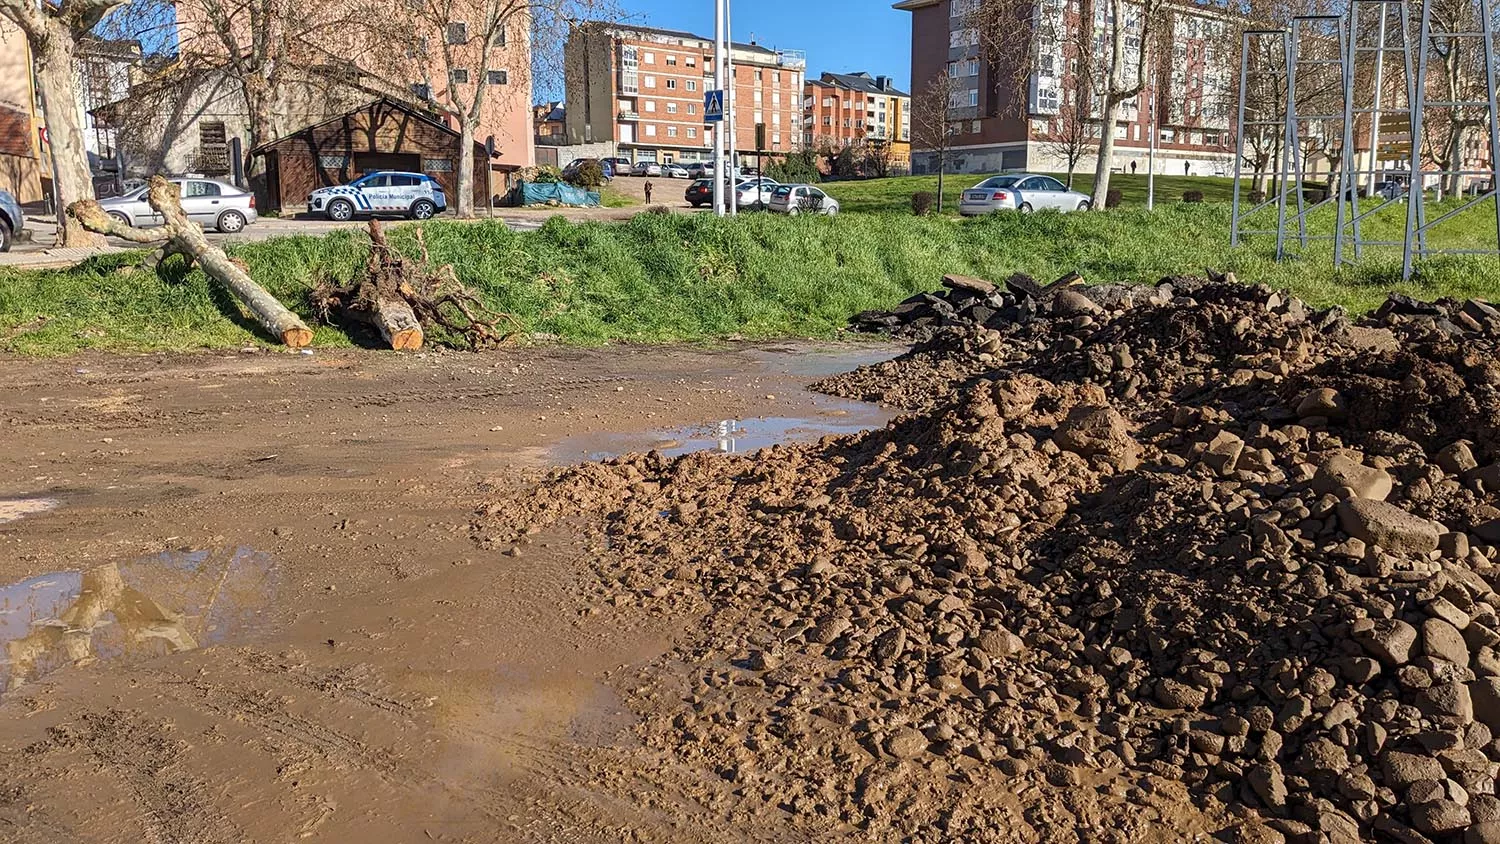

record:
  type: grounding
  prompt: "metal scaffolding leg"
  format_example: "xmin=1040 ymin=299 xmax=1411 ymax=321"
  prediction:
xmin=1339 ymin=0 xmax=1418 ymax=264
xmin=1403 ymin=0 xmax=1500 ymax=279
xmin=1232 ymin=29 xmax=1290 ymax=248
xmin=1277 ymin=15 xmax=1351 ymax=260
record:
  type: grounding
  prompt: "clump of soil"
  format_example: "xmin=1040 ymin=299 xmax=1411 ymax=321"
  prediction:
xmin=476 ymin=278 xmax=1500 ymax=842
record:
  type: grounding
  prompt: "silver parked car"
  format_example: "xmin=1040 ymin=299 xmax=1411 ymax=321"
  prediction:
xmin=661 ymin=163 xmax=690 ymax=179
xmin=735 ymin=177 xmax=779 ymax=209
xmin=632 ymin=161 xmax=663 ymax=177
xmin=958 ymin=173 xmax=1091 ymax=215
xmin=99 ymin=177 xmax=258 ymax=233
xmin=767 ymin=184 xmax=840 ymax=216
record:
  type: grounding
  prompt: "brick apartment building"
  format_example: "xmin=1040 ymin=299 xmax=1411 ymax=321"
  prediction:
xmin=895 ymin=0 xmax=1237 ymax=177
xmin=803 ymin=71 xmax=912 ymax=169
xmin=563 ymin=23 xmax=806 ymax=166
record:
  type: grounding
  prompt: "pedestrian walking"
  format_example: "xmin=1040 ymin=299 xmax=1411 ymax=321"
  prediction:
xmin=1130 ymin=160 xmax=1137 ymax=175
xmin=644 ymin=180 xmax=654 ymax=205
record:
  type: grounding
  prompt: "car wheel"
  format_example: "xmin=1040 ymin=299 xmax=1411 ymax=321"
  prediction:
xmin=410 ymin=199 xmax=436 ymax=220
xmin=327 ymin=199 xmax=354 ymax=222
xmin=109 ymin=211 xmax=131 ymax=228
xmin=0 ymin=219 xmax=10 ymax=253
xmin=216 ymin=210 xmax=247 ymax=233
xmin=788 ymin=206 xmax=800 ymax=216
xmin=1019 ymin=202 xmax=1034 ymax=214
xmin=1076 ymin=200 xmax=1091 ymax=212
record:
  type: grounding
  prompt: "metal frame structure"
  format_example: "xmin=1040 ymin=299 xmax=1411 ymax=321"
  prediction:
xmin=1402 ymin=0 xmax=1500 ymax=278
xmin=1232 ymin=29 xmax=1291 ymax=248
xmin=1232 ymin=0 xmax=1500 ymax=279
xmin=1338 ymin=0 xmax=1420 ymax=263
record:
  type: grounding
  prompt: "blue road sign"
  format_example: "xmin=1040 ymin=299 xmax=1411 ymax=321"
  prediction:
xmin=704 ymin=90 xmax=725 ymax=122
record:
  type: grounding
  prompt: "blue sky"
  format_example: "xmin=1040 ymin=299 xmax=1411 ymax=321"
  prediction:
xmin=616 ymin=0 xmax=913 ymax=90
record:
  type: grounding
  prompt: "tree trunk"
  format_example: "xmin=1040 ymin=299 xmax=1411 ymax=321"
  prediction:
xmin=68 ymin=177 xmax=312 ymax=348
xmin=937 ymin=160 xmax=945 ymax=214
xmin=1090 ymin=96 xmax=1123 ymax=207
xmin=36 ymin=21 xmax=104 ymax=247
xmin=457 ymin=118 xmax=476 ymax=218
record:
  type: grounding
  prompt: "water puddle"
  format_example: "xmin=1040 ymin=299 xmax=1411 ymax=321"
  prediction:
xmin=551 ymin=401 xmax=896 ymax=463
xmin=0 ymin=546 xmax=277 ymax=692
xmin=0 ymin=498 xmax=59 ymax=525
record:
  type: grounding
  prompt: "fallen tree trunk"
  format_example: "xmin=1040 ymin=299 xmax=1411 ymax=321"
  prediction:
xmin=68 ymin=176 xmax=313 ymax=348
xmin=312 ymin=220 xmax=518 ymax=350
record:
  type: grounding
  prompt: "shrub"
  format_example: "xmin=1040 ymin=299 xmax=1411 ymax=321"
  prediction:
xmin=646 ymin=205 xmax=671 ymax=215
xmin=1105 ymin=189 xmax=1122 ymax=209
xmin=911 ymin=191 xmax=936 ymax=216
xmin=1183 ymin=189 xmax=1204 ymax=203
xmin=569 ymin=160 xmax=605 ymax=189
xmin=765 ymin=150 xmax=821 ymax=185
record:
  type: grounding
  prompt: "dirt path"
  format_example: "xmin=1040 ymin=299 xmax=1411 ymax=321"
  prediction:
xmin=0 ymin=342 xmax=899 ymax=843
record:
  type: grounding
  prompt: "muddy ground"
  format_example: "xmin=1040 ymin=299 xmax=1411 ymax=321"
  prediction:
xmin=0 ymin=342 xmax=901 ymax=843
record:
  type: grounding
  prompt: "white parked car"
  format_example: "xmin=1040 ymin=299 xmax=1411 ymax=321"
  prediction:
xmin=767 ymin=184 xmax=839 ymax=216
xmin=958 ymin=173 xmax=1091 ymax=215
xmin=735 ymin=177 xmax=779 ymax=209
xmin=631 ymin=161 xmax=663 ymax=177
xmin=661 ymin=163 xmax=690 ymax=179
xmin=307 ymin=171 xmax=447 ymax=221
xmin=98 ymin=177 xmax=258 ymax=233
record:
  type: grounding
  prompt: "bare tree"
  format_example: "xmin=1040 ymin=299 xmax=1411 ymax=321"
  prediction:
xmin=355 ymin=0 xmax=615 ymax=218
xmin=911 ymin=70 xmax=965 ymax=212
xmin=0 ymin=0 xmax=125 ymax=245
xmin=1038 ymin=101 xmax=1096 ymax=187
xmin=1421 ymin=0 xmax=1487 ymax=196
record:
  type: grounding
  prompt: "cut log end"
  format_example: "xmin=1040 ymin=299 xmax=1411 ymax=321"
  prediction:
xmin=391 ymin=329 xmax=424 ymax=351
xmin=282 ymin=328 xmax=314 ymax=349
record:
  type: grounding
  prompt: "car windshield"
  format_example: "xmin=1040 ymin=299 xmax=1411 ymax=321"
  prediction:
xmin=976 ymin=176 xmax=1021 ymax=189
xmin=351 ymin=174 xmax=377 ymax=187
xmin=771 ymin=185 xmax=794 ymax=197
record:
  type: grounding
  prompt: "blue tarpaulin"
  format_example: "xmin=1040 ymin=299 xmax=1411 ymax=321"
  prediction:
xmin=515 ymin=181 xmax=600 ymax=207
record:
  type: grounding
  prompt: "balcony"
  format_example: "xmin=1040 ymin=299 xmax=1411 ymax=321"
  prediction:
xmin=618 ymin=110 xmax=640 ymax=121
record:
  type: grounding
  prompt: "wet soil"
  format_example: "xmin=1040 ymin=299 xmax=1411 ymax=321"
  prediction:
xmin=0 ymin=341 xmax=901 ymax=843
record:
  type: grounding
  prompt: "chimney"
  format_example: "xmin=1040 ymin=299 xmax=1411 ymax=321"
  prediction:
xmin=876 ymin=75 xmax=891 ymax=91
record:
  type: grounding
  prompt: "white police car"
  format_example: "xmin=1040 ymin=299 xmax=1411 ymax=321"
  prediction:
xmin=307 ymin=171 xmax=447 ymax=221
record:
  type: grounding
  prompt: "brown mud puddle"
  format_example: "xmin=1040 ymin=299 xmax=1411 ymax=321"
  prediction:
xmin=0 ymin=342 xmax=902 ymax=843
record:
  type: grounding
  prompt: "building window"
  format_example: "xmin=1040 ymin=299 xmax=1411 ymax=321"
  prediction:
xmin=644 ymin=74 xmax=656 ymax=88
xmin=970 ymin=120 xmax=981 ymax=133
xmin=666 ymin=55 xmax=677 ymax=66
xmin=645 ymin=100 xmax=656 ymax=112
xmin=686 ymin=55 xmax=696 ymax=67
xmin=967 ymin=89 xmax=979 ymax=107
xmin=492 ymin=26 xmax=506 ymax=46
xmin=686 ymin=79 xmax=697 ymax=92
xmin=666 ymin=78 xmax=677 ymax=89
xmin=688 ymin=127 xmax=697 ymax=138
xmin=667 ymin=126 xmax=678 ymax=137
xmin=621 ymin=46 xmax=639 ymax=94
xmin=197 ymin=120 xmax=229 ymax=174
xmin=446 ymin=22 xmax=467 ymax=44
xmin=451 ymin=68 xmax=470 ymax=84
xmin=487 ymin=70 xmax=507 ymax=85
xmin=965 ymin=59 xmax=980 ymax=76
xmin=643 ymin=51 xmax=655 ymax=64
xmin=688 ymin=103 xmax=696 ymax=114
xmin=423 ymin=158 xmax=453 ymax=172
xmin=666 ymin=102 xmax=677 ymax=114
xmin=318 ymin=154 xmax=348 ymax=169
xmin=645 ymin=125 xmax=657 ymax=136
xmin=949 ymin=28 xmax=978 ymax=48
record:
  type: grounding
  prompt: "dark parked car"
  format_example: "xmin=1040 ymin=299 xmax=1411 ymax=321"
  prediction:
xmin=563 ymin=158 xmax=614 ymax=182
xmin=685 ymin=178 xmax=713 ymax=207
xmin=0 ymin=189 xmax=22 ymax=252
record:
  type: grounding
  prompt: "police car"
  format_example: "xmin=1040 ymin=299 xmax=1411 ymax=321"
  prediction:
xmin=307 ymin=171 xmax=447 ymax=221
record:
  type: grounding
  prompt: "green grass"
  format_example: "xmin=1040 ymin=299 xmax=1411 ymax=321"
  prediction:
xmin=824 ymin=172 xmax=1235 ymax=215
xmin=3 ymin=201 xmax=1500 ymax=356
xmin=599 ymin=186 xmax=637 ymax=208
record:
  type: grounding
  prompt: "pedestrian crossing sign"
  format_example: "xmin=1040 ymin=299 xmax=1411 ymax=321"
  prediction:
xmin=704 ymin=90 xmax=725 ymax=122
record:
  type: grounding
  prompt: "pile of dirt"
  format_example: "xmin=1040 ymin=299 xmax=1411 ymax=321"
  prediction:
xmin=476 ymin=278 xmax=1500 ymax=843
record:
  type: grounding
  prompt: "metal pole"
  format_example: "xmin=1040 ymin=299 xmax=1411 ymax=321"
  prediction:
xmin=1147 ymin=92 xmax=1157 ymax=210
xmin=1403 ymin=0 xmax=1431 ymax=280
xmin=1232 ymin=30 xmax=1251 ymax=247
xmin=712 ymin=0 xmax=725 ymax=216
xmin=1335 ymin=15 xmax=1354 ymax=264
xmin=1276 ymin=27 xmax=1295 ymax=259
xmin=1367 ymin=5 xmax=1387 ymax=198
xmin=726 ymin=0 xmax=737 ymax=215
xmin=1482 ymin=0 xmax=1500 ymax=256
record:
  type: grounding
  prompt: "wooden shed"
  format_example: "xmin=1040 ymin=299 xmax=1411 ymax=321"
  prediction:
xmin=251 ymin=99 xmax=511 ymax=214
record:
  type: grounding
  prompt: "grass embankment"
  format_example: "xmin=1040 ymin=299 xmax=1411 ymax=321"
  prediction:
xmin=3 ymin=202 xmax=1499 ymax=355
xmin=824 ymin=172 xmax=1237 ymax=214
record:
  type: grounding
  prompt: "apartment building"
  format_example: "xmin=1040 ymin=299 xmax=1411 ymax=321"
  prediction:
xmin=895 ymin=0 xmax=1236 ymax=177
xmin=563 ymin=23 xmax=806 ymax=165
xmin=803 ymin=71 xmax=912 ymax=168
xmin=0 ymin=20 xmax=42 ymax=202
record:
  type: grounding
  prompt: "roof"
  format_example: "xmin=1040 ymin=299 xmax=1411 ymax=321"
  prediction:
xmin=249 ymin=98 xmax=481 ymax=155
xmin=591 ymin=21 xmax=779 ymax=58
xmin=892 ymin=0 xmax=942 ymax=9
xmin=814 ymin=71 xmax=909 ymax=98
